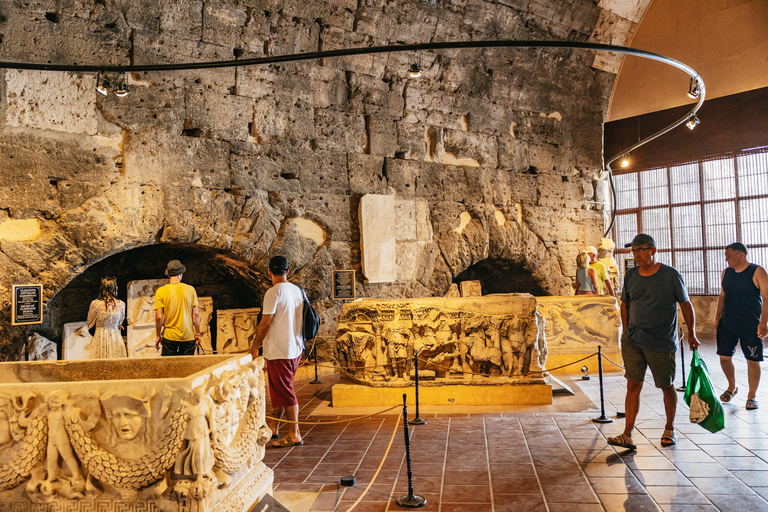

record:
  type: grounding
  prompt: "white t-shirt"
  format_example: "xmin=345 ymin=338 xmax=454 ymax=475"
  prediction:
xmin=262 ymin=282 xmax=305 ymax=360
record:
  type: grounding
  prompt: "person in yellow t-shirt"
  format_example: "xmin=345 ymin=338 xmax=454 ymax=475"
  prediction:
xmin=586 ymin=246 xmax=615 ymax=297
xmin=154 ymin=260 xmax=201 ymax=356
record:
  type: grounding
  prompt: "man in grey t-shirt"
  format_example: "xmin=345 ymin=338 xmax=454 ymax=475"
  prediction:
xmin=607 ymin=234 xmax=700 ymax=451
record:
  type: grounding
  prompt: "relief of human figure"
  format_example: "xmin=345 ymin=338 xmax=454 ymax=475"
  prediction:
xmin=218 ymin=312 xmax=237 ymax=353
xmin=234 ymin=313 xmax=258 ymax=352
xmin=500 ymin=317 xmax=529 ymax=375
xmin=198 ymin=300 xmax=214 ymax=353
xmin=132 ymin=330 xmax=159 ymax=357
xmin=134 ymin=285 xmax=156 ymax=325
xmin=42 ymin=391 xmax=85 ymax=493
xmin=384 ymin=322 xmax=411 ymax=380
xmin=0 ymin=393 xmax=14 ymax=446
xmin=100 ymin=392 xmax=153 ymax=459
xmin=174 ymin=387 xmax=216 ymax=484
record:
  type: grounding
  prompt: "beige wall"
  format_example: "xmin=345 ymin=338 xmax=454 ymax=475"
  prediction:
xmin=609 ymin=0 xmax=768 ymax=120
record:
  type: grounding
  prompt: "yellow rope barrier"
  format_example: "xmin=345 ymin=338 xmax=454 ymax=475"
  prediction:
xmin=343 ymin=413 xmax=401 ymax=512
xmin=265 ymin=404 xmax=401 ymax=425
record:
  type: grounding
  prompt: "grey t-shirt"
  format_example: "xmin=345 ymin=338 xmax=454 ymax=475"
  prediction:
xmin=621 ymin=263 xmax=690 ymax=353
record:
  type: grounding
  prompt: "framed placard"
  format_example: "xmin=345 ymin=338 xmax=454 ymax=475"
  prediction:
xmin=623 ymin=257 xmax=636 ymax=274
xmin=332 ymin=270 xmax=356 ymax=300
xmin=12 ymin=284 xmax=43 ymax=326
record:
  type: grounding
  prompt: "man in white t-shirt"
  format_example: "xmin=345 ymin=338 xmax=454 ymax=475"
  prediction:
xmin=249 ymin=256 xmax=305 ymax=448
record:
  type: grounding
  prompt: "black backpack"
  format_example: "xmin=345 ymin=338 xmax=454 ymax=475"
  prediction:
xmin=300 ymin=288 xmax=320 ymax=346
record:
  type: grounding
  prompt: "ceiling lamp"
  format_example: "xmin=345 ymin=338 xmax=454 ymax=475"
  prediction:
xmin=114 ymin=75 xmax=129 ymax=97
xmin=408 ymin=63 xmax=422 ymax=78
xmin=620 ymin=153 xmax=630 ymax=168
xmin=686 ymin=115 xmax=700 ymax=130
xmin=687 ymin=78 xmax=701 ymax=99
xmin=95 ymin=73 xmax=109 ymax=96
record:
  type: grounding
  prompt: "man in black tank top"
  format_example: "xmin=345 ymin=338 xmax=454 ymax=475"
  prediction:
xmin=715 ymin=242 xmax=768 ymax=410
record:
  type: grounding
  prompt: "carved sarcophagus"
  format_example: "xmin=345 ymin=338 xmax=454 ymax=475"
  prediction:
xmin=0 ymin=354 xmax=272 ymax=511
xmin=334 ymin=294 xmax=548 ymax=387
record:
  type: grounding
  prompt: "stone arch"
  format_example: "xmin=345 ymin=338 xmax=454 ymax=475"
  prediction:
xmin=426 ymin=206 xmax=571 ymax=297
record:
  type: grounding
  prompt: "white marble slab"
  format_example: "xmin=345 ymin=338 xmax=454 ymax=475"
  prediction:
xmin=62 ymin=321 xmax=93 ymax=360
xmin=126 ymin=278 xmax=168 ymax=326
xmin=216 ymin=308 xmax=261 ymax=354
xmin=127 ymin=324 xmax=160 ymax=358
xmin=359 ymin=194 xmax=396 ymax=283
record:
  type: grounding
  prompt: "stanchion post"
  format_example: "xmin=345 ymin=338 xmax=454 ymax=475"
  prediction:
xmin=591 ymin=346 xmax=614 ymax=424
xmin=310 ymin=339 xmax=323 ymax=385
xmin=409 ymin=349 xmax=427 ymax=425
xmin=397 ymin=394 xmax=426 ymax=508
xmin=676 ymin=328 xmax=686 ymax=392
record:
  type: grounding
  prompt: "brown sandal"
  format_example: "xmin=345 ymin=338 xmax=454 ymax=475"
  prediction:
xmin=720 ymin=388 xmax=738 ymax=403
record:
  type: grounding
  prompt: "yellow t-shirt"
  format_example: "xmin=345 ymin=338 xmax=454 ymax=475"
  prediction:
xmin=590 ymin=261 xmax=610 ymax=295
xmin=154 ymin=283 xmax=198 ymax=341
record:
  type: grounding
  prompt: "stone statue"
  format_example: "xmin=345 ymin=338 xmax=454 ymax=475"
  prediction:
xmin=62 ymin=322 xmax=93 ymax=360
xmin=42 ymin=391 xmax=85 ymax=494
xmin=383 ymin=322 xmax=411 ymax=380
xmin=444 ymin=283 xmax=460 ymax=298
xmin=217 ymin=311 xmax=237 ymax=353
xmin=598 ymin=237 xmax=619 ymax=294
xmin=128 ymin=326 xmax=160 ymax=358
xmin=174 ymin=387 xmax=216 ymax=484
xmin=133 ymin=285 xmax=156 ymax=325
xmin=198 ymin=297 xmax=214 ymax=354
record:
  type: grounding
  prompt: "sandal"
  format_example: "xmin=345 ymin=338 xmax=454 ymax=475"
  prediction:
xmin=272 ymin=436 xmax=304 ymax=448
xmin=607 ymin=433 xmax=637 ymax=450
xmin=720 ymin=388 xmax=738 ymax=402
xmin=746 ymin=398 xmax=759 ymax=410
xmin=661 ymin=429 xmax=678 ymax=447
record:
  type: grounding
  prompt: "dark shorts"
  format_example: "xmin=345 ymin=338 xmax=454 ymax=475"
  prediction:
xmin=266 ymin=356 xmax=302 ymax=409
xmin=716 ymin=322 xmax=764 ymax=362
xmin=621 ymin=331 xmax=676 ymax=389
xmin=161 ymin=338 xmax=196 ymax=356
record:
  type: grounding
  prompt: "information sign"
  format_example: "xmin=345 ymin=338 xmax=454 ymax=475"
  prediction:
xmin=332 ymin=270 xmax=356 ymax=300
xmin=12 ymin=284 xmax=43 ymax=326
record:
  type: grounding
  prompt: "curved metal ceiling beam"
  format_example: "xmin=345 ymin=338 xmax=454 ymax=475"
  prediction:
xmin=0 ymin=39 xmax=705 ymax=238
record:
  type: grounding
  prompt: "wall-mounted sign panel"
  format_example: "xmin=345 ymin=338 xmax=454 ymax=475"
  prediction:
xmin=12 ymin=284 xmax=43 ymax=325
xmin=333 ymin=270 xmax=356 ymax=300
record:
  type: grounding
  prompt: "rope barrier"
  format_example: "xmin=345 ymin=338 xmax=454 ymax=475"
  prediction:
xmin=265 ymin=404 xmax=401 ymax=425
xmin=343 ymin=413 xmax=401 ymax=512
xmin=600 ymin=353 xmax=625 ymax=370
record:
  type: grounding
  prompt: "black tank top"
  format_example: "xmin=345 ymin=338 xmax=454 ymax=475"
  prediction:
xmin=721 ymin=263 xmax=762 ymax=325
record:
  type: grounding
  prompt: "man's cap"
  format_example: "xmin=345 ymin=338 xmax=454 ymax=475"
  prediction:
xmin=585 ymin=246 xmax=598 ymax=255
xmin=165 ymin=260 xmax=186 ymax=276
xmin=624 ymin=234 xmax=656 ymax=248
xmin=269 ymin=255 xmax=289 ymax=273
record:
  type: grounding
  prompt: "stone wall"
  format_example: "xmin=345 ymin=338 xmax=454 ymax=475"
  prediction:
xmin=0 ymin=1 xmax=642 ymax=360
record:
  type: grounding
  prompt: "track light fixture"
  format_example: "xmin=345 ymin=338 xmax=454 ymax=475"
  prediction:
xmin=114 ymin=74 xmax=129 ymax=97
xmin=95 ymin=73 xmax=109 ymax=96
xmin=96 ymin=72 xmax=129 ymax=97
xmin=687 ymin=77 xmax=701 ymax=99
xmin=408 ymin=62 xmax=422 ymax=78
xmin=686 ymin=115 xmax=700 ymax=130
xmin=620 ymin=153 xmax=630 ymax=168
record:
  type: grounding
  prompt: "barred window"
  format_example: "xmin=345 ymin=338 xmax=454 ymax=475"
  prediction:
xmin=613 ymin=148 xmax=768 ymax=295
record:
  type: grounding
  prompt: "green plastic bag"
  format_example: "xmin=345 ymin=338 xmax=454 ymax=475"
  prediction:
xmin=683 ymin=350 xmax=725 ymax=433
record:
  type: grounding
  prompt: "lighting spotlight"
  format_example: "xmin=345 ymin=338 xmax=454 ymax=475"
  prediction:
xmin=581 ymin=366 xmax=591 ymax=381
xmin=114 ymin=76 xmax=129 ymax=97
xmin=687 ymin=78 xmax=701 ymax=99
xmin=96 ymin=74 xmax=109 ymax=96
xmin=686 ymin=115 xmax=700 ymax=130
xmin=408 ymin=63 xmax=422 ymax=78
xmin=620 ymin=153 xmax=630 ymax=168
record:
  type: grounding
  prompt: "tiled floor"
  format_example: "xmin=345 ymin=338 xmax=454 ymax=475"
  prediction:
xmin=264 ymin=337 xmax=768 ymax=512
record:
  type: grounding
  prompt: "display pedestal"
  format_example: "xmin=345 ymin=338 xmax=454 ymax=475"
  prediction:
xmin=332 ymin=380 xmax=553 ymax=407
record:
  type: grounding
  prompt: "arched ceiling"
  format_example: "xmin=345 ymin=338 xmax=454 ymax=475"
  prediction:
xmin=608 ymin=0 xmax=768 ymax=121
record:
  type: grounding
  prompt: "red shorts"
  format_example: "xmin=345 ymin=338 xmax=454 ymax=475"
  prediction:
xmin=266 ymin=356 xmax=301 ymax=409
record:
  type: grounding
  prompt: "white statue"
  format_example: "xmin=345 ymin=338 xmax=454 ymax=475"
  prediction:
xmin=24 ymin=333 xmax=57 ymax=361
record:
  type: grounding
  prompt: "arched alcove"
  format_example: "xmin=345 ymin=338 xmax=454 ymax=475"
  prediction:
xmin=42 ymin=243 xmax=267 ymax=349
xmin=454 ymin=258 xmax=549 ymax=296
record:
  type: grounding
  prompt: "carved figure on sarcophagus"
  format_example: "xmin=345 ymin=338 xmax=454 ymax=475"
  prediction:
xmin=334 ymin=294 xmax=546 ymax=387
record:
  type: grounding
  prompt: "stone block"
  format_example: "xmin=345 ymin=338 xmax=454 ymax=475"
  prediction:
xmin=126 ymin=323 xmax=159 ymax=358
xmin=368 ymin=117 xmax=398 ymax=157
xmin=444 ymin=283 xmax=460 ymax=298
xmin=282 ymin=0 xmax=358 ymax=31
xmin=198 ymin=297 xmax=215 ymax=354
xmin=359 ymin=194 xmax=396 ymax=283
xmin=395 ymin=199 xmax=417 ymax=242
xmin=0 ymin=180 xmax=59 ymax=218
xmin=184 ymin=85 xmax=254 ymax=141
xmin=231 ymin=150 xmax=302 ymax=194
xmin=5 ymin=70 xmax=98 ymax=135
xmin=460 ymin=280 xmax=483 ymax=297
xmin=160 ymin=0 xmax=203 ymax=40
xmin=123 ymin=130 xmax=231 ymax=189
xmin=267 ymin=12 xmax=320 ymax=56
xmin=217 ymin=308 xmax=261 ymax=353
xmin=395 ymin=241 xmax=430 ymax=282
xmin=537 ymin=296 xmax=621 ymax=354
xmin=313 ymin=110 xmax=366 ymax=153
xmin=348 ymin=153 xmax=387 ymax=195
xmin=62 ymin=321 xmax=92 ymax=360
xmin=202 ymin=3 xmax=267 ymax=53
xmin=415 ymin=199 xmax=433 ymax=242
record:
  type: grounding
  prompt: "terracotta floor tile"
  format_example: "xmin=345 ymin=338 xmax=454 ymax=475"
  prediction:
xmin=273 ymin=468 xmax=315 ymax=482
xmin=631 ymin=470 xmax=692 ymax=487
xmin=688 ymin=476 xmax=754 ymax=496
xmin=707 ymin=494 xmax=768 ymax=512
xmin=442 ymin=469 xmax=489 ymax=485
xmin=335 ymin=501 xmax=389 ymax=512
xmin=547 ymin=504 xmax=605 ymax=512
xmin=490 ymin=476 xmax=540 ymax=494
xmin=590 ymin=476 xmax=648 ymax=494
xmin=492 ymin=493 xmax=548 ymax=512
xmin=541 ymin=484 xmax=600 ymax=503
xmin=714 ymin=456 xmax=768 ymax=471
xmin=440 ymin=484 xmax=492 ymax=503
xmin=673 ymin=462 xmax=733 ymax=478
xmin=537 ymin=469 xmax=587 ymax=486
xmin=531 ymin=456 xmax=581 ymax=471
xmin=340 ymin=484 xmax=394 ymax=502
xmin=645 ymin=485 xmax=710 ymax=504
xmin=599 ymin=493 xmax=661 ymax=512
xmin=439 ymin=503 xmax=494 ymax=512
xmin=733 ymin=470 xmax=768 ymax=486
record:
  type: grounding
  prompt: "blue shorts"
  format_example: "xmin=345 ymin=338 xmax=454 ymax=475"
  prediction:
xmin=716 ymin=322 xmax=763 ymax=362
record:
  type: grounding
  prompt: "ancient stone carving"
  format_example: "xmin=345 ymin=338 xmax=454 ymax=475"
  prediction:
xmin=217 ymin=308 xmax=261 ymax=353
xmin=335 ymin=294 xmax=545 ymax=386
xmin=23 ymin=333 xmax=56 ymax=361
xmin=198 ymin=297 xmax=214 ymax=354
xmin=0 ymin=355 xmax=272 ymax=510
xmin=359 ymin=194 xmax=397 ymax=283
xmin=126 ymin=324 xmax=160 ymax=358
xmin=62 ymin=322 xmax=92 ymax=360
xmin=598 ymin=237 xmax=620 ymax=293
xmin=460 ymin=280 xmax=482 ymax=297
xmin=444 ymin=283 xmax=460 ymax=298
xmin=536 ymin=296 xmax=621 ymax=353
xmin=126 ymin=279 xmax=167 ymax=326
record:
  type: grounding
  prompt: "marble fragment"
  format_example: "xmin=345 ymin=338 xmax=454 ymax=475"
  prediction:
xmin=62 ymin=321 xmax=93 ymax=360
xmin=359 ymin=194 xmax=396 ymax=283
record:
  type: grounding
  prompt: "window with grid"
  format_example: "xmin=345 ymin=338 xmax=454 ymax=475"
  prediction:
xmin=612 ymin=148 xmax=768 ymax=295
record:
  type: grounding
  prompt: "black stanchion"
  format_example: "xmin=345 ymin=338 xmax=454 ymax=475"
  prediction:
xmin=397 ymin=394 xmax=426 ymax=509
xmin=409 ymin=349 xmax=427 ymax=426
xmin=309 ymin=339 xmax=323 ymax=385
xmin=676 ymin=329 xmax=686 ymax=392
xmin=591 ymin=346 xmax=614 ymax=424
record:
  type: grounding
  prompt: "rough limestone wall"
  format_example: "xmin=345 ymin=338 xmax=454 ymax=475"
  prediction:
xmin=0 ymin=0 xmax=635 ymax=360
